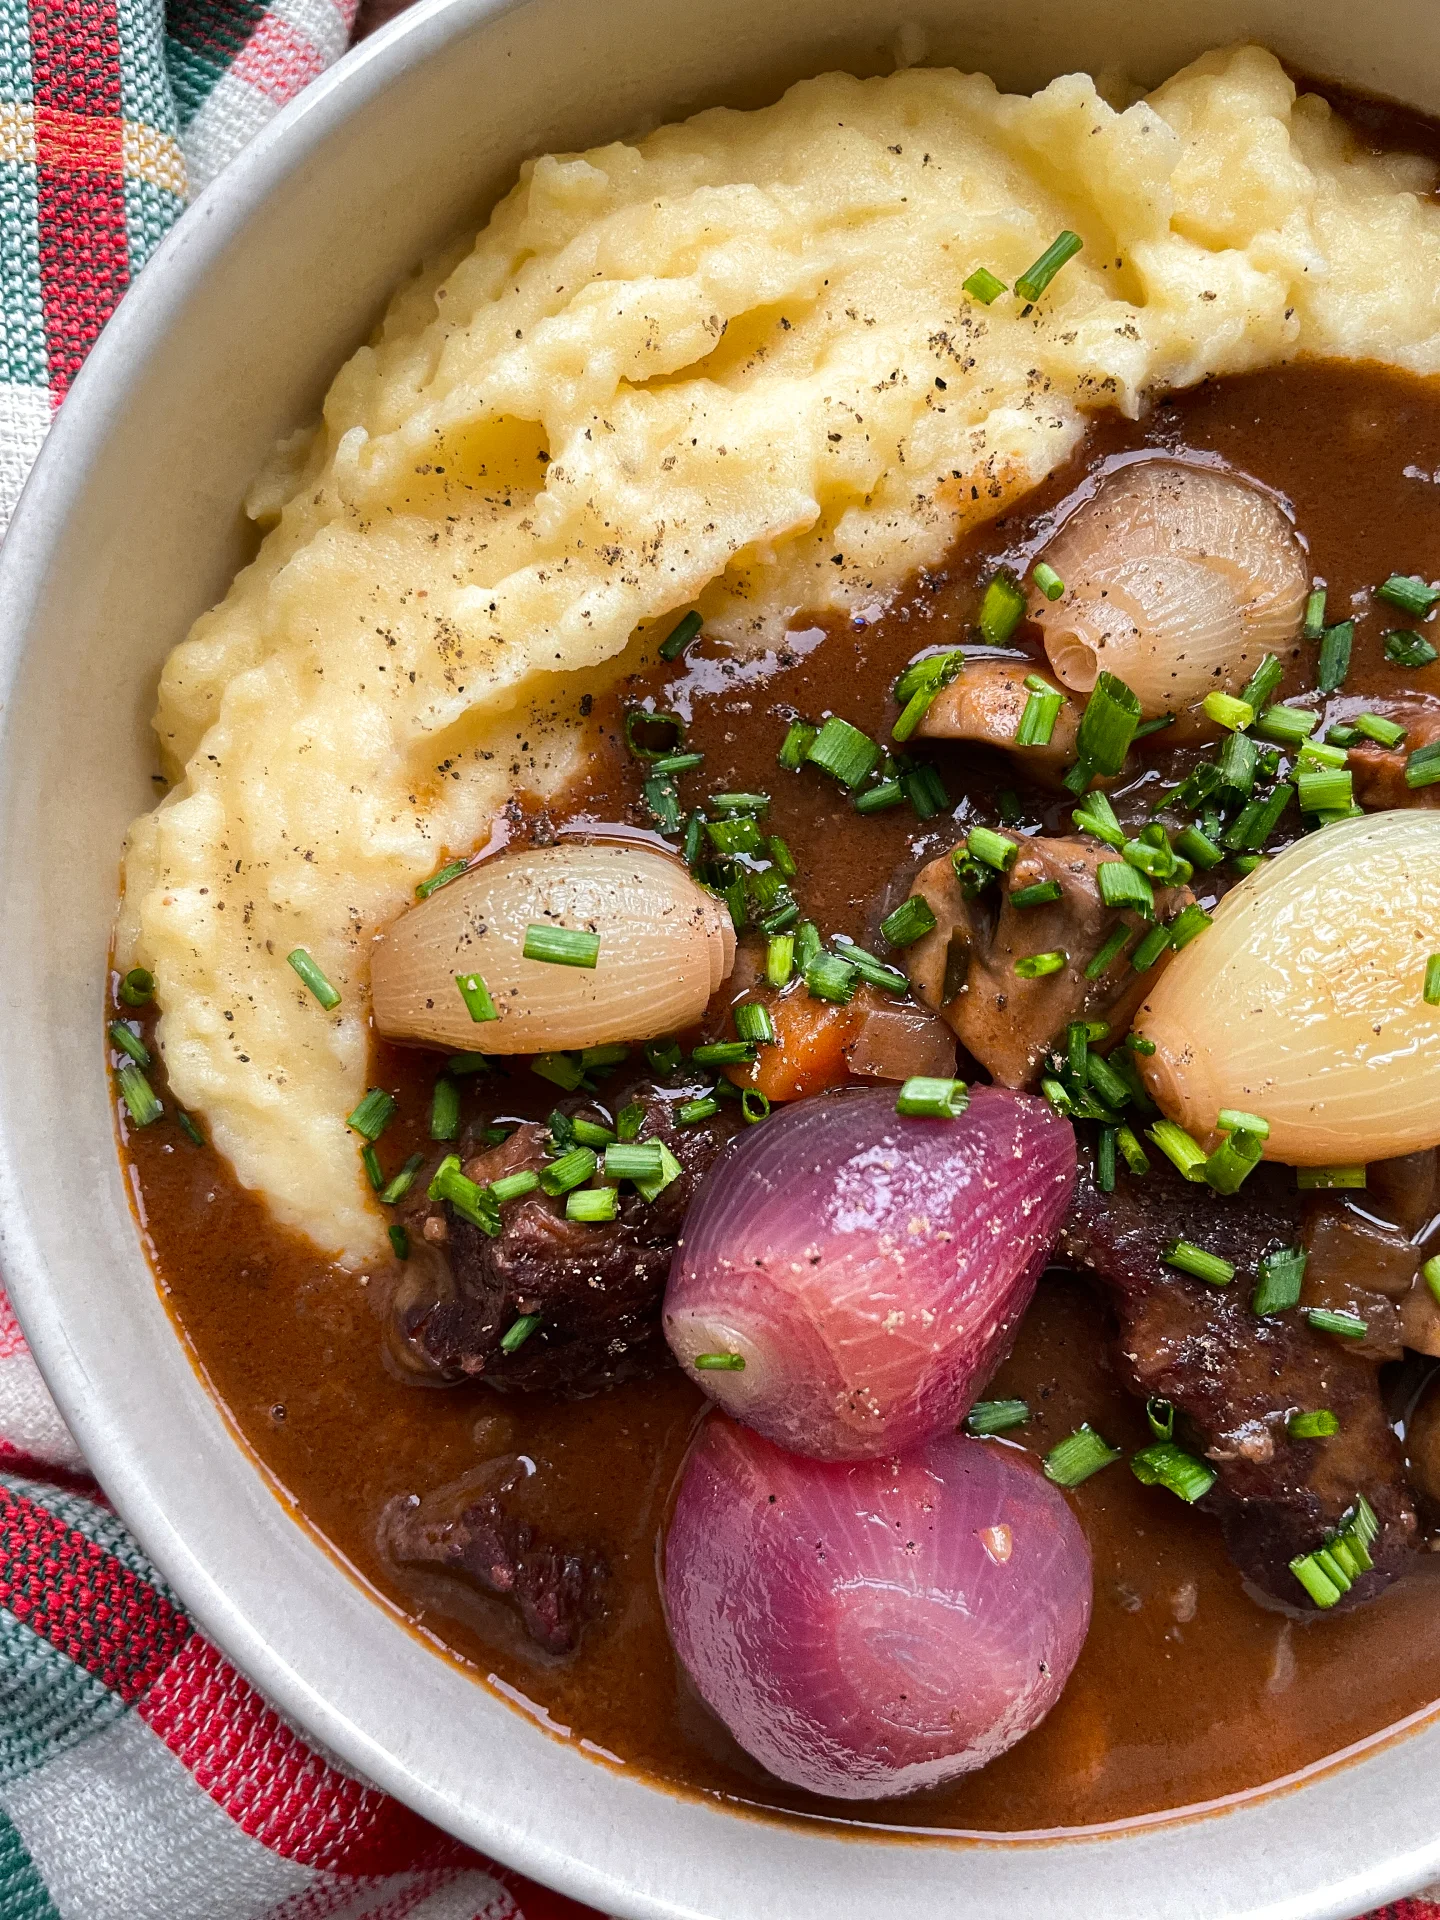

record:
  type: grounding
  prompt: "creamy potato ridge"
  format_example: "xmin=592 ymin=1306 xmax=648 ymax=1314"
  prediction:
xmin=118 ymin=44 xmax=1440 ymax=1264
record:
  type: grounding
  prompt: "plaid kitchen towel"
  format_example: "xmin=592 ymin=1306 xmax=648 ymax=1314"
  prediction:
xmin=0 ymin=0 xmax=1435 ymax=1913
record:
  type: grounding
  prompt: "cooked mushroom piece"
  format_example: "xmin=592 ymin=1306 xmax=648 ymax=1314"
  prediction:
xmin=903 ymin=835 xmax=1192 ymax=1087
xmin=914 ymin=658 xmax=1082 ymax=783
xmin=1028 ymin=460 xmax=1308 ymax=722
xmin=371 ymin=841 xmax=735 ymax=1054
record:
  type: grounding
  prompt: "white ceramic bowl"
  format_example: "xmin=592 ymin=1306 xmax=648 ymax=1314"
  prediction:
xmin=1 ymin=1 xmax=1439 ymax=1914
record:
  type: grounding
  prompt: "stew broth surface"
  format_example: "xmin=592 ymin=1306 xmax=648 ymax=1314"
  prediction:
xmin=125 ymin=357 xmax=1440 ymax=1832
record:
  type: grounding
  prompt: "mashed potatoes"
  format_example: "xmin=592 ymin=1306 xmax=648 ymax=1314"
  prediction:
xmin=118 ymin=44 xmax=1440 ymax=1264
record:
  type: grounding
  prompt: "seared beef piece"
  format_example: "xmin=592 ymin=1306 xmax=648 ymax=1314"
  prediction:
xmin=384 ymin=1461 xmax=607 ymax=1655
xmin=904 ymin=835 xmax=1191 ymax=1088
xmin=1059 ymin=1145 xmax=1420 ymax=1609
xmin=1408 ymin=1373 xmax=1440 ymax=1525
xmin=392 ymin=1080 xmax=741 ymax=1394
xmin=1301 ymin=1149 xmax=1440 ymax=1361
xmin=915 ymin=659 xmax=1082 ymax=786
xmin=1342 ymin=694 xmax=1440 ymax=810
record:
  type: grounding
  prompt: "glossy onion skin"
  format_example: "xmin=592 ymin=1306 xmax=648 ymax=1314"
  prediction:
xmin=1136 ymin=811 xmax=1440 ymax=1162
xmin=370 ymin=842 xmax=734 ymax=1053
xmin=1028 ymin=460 xmax=1307 ymax=720
xmin=664 ymin=1419 xmax=1093 ymax=1799
xmin=664 ymin=1085 xmax=1076 ymax=1458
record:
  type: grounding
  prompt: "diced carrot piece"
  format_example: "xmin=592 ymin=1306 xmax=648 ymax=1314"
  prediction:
xmin=728 ymin=990 xmax=859 ymax=1102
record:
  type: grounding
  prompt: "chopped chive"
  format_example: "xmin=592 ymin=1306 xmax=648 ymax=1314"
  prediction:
xmin=643 ymin=773 xmax=682 ymax=833
xmin=1015 ymin=229 xmax=1083 ymax=301
xmin=455 ymin=971 xmax=499 ymax=1024
xmin=894 ymin=650 xmax=967 ymax=709
xmin=1116 ymin=1123 xmax=1150 ymax=1176
xmin=1307 ymin=1307 xmax=1368 ymax=1338
xmin=1097 ymin=859 xmax=1154 ymax=915
xmin=968 ymin=826 xmax=1019 ymax=873
xmin=428 ymin=1077 xmax=460 ymax=1140
xmin=767 ymin=833 xmax=796 ymax=875
xmin=660 ymin=610 xmax=702 ymax=660
xmin=447 ymin=1051 xmax=494 ymax=1076
xmin=117 ymin=1064 xmax=162 ymax=1127
xmin=804 ymin=952 xmax=859 ymax=1003
xmin=681 ymin=811 xmax=705 ymax=866
xmin=1131 ymin=1441 xmax=1216 ymax=1504
xmin=287 ymin=948 xmax=340 ymax=1010
xmin=1422 ymin=1253 xmax=1440 ymax=1305
xmin=1217 ymin=1108 xmax=1270 ymax=1138
xmin=567 ymin=1185 xmax=619 ymax=1222
xmin=1290 ymin=1552 xmax=1343 ymax=1608
xmin=1010 ymin=879 xmax=1064 ymax=909
xmin=1174 ymin=825 xmax=1224 ymax=870
xmin=604 ymin=1142 xmax=665 ymax=1183
xmin=1223 ymin=781 xmax=1293 ymax=849
xmin=962 ymin=265 xmax=1007 ymax=303
xmin=346 ymin=1088 xmax=395 ymax=1141
xmin=1130 ymin=922 xmax=1173 ymax=972
xmin=1164 ymin=1238 xmax=1235 ymax=1287
xmin=1405 ymin=741 xmax=1440 ymax=790
xmin=379 ymin=1153 xmax=426 ymax=1205
xmin=1203 ymin=691 xmax=1254 ymax=732
xmin=1168 ymin=904 xmax=1213 ymax=951
xmin=1043 ymin=1423 xmax=1121 ymax=1487
xmin=1015 ymin=682 xmax=1064 ymax=747
xmin=1126 ymin=1033 xmax=1156 ymax=1055
xmin=1378 ymin=573 xmax=1440 ymax=617
xmin=579 ymin=1043 xmax=629 ymax=1072
xmin=624 ymin=707 xmax=685 ymax=760
xmin=1297 ymin=766 xmax=1353 ymax=813
xmin=118 ymin=967 xmax=154 ymax=1007
xmin=1075 ymin=671 xmax=1141 ymax=777
xmin=1240 ymin=655 xmax=1284 ymax=712
xmin=833 ymin=937 xmax=909 ymax=995
xmin=416 ymin=859 xmax=468 ymax=900
xmin=677 ymin=1097 xmax=718 ymax=1125
xmin=1421 ymin=954 xmax=1440 ymax=1009
xmin=633 ymin=1140 xmax=683 ymax=1202
xmin=1085 ymin=1051 xmax=1132 ymax=1112
xmin=1296 ymin=1165 xmax=1366 ymax=1190
xmin=1096 ymin=1125 xmax=1117 ymax=1192
xmin=428 ymin=1155 xmax=501 ymax=1235
xmin=1326 ymin=723 xmax=1360 ymax=749
xmin=778 ymin=720 xmax=818 ymax=770
xmin=1216 ymin=729 xmax=1258 ymax=796
xmin=765 ymin=933 xmax=795 ymax=988
xmin=388 ymin=1223 xmax=410 ymax=1260
xmin=651 ymin=751 xmax=705 ymax=775
xmin=1352 ymin=712 xmax=1407 ymax=749
xmin=1134 ymin=713 xmax=1176 ymax=740
xmin=361 ymin=1144 xmax=384 ymax=1191
xmin=694 ymin=1351 xmax=747 ymax=1371
xmin=965 ymin=1398 xmax=1030 ymax=1435
xmin=891 ymin=686 xmax=938 ymax=744
xmin=570 ymin=1117 xmax=616 ymax=1148
xmin=1230 ymin=852 xmax=1265 ymax=875
xmin=1014 ymin=950 xmax=1066 ymax=979
xmin=978 ymin=570 xmax=1026 ymax=645
xmin=706 ymin=815 xmax=766 ymax=856
xmin=855 ymin=778 xmax=905 ymax=813
xmin=1032 ymin=561 xmax=1065 ymax=601
xmin=1203 ymin=1126 xmax=1265 ymax=1196
xmin=1147 ymin=1120 xmax=1208 ymax=1181
xmin=807 ymin=716 xmax=880 ymax=788
xmin=880 ymin=896 xmax=938 ymax=947
xmin=796 ymin=922 xmax=822 ymax=971
xmin=1146 ymin=1397 xmax=1175 ymax=1441
xmin=901 ymin=762 xmax=950 ymax=818
xmin=176 ymin=1110 xmax=206 ymax=1147
xmin=1252 ymin=1246 xmax=1306 ymax=1316
xmin=108 ymin=1020 xmax=151 ymax=1068
xmin=1289 ymin=1410 xmax=1339 ymax=1440
xmin=532 ymin=1051 xmax=585 ymax=1091
xmin=539 ymin=1148 xmax=598 ymax=1196
xmin=615 ymin=1102 xmax=644 ymax=1143
xmin=1317 ymin=621 xmax=1353 ymax=693
xmin=1302 ymin=587 xmax=1328 ymax=639
xmin=741 ymin=1087 xmax=771 ymax=1124
xmin=1384 ymin=628 xmax=1439 ymax=668
xmin=734 ymin=1002 xmax=775 ymax=1045
xmin=501 ymin=1313 xmax=542 ymax=1354
xmin=692 ymin=1040 xmax=755 ymax=1065
xmin=895 ymin=1076 xmax=969 ymax=1118
xmin=1253 ymin=704 xmax=1319 ymax=746
xmin=1085 ymin=925 xmax=1133 ymax=979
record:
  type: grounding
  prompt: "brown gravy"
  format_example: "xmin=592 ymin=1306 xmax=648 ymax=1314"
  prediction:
xmin=122 ymin=355 xmax=1440 ymax=1833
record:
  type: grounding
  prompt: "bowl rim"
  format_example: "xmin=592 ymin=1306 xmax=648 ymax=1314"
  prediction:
xmin=2 ymin=1 xmax=1440 ymax=1913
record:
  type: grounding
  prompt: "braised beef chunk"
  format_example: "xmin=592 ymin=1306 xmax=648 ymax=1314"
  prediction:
xmin=392 ymin=1080 xmax=741 ymax=1395
xmin=904 ymin=835 xmax=1191 ymax=1088
xmin=384 ymin=1464 xmax=607 ymax=1655
xmin=1060 ymin=1146 xmax=1420 ymax=1609
xmin=1343 ymin=694 xmax=1440 ymax=810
